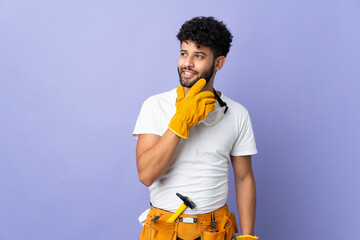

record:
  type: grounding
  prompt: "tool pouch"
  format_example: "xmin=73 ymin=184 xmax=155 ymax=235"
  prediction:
xmin=139 ymin=219 xmax=177 ymax=240
xmin=139 ymin=205 xmax=238 ymax=240
xmin=200 ymin=211 xmax=238 ymax=240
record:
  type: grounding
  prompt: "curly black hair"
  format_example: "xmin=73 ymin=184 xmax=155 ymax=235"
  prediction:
xmin=177 ymin=16 xmax=233 ymax=58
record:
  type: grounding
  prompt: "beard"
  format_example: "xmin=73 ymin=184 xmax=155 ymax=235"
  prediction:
xmin=177 ymin=61 xmax=215 ymax=88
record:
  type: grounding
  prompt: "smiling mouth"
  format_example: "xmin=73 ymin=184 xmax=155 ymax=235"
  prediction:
xmin=181 ymin=69 xmax=198 ymax=78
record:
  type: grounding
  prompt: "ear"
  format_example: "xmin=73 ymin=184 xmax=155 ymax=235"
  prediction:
xmin=214 ymin=56 xmax=226 ymax=71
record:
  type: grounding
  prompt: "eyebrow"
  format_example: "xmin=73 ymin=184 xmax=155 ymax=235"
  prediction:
xmin=180 ymin=49 xmax=207 ymax=56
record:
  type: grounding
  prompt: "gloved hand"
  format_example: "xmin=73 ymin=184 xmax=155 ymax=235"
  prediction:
xmin=168 ymin=78 xmax=216 ymax=139
xmin=236 ymin=235 xmax=259 ymax=240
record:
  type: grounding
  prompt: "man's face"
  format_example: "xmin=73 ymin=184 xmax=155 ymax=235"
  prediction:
xmin=177 ymin=40 xmax=215 ymax=88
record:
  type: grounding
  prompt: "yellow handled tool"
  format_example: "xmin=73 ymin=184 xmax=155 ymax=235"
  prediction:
xmin=167 ymin=193 xmax=196 ymax=223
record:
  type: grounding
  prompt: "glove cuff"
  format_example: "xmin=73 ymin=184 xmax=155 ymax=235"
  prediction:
xmin=168 ymin=115 xmax=189 ymax=139
xmin=236 ymin=235 xmax=259 ymax=240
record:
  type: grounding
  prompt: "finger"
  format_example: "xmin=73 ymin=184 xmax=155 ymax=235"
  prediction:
xmin=203 ymin=103 xmax=216 ymax=116
xmin=187 ymin=78 xmax=206 ymax=97
xmin=198 ymin=98 xmax=216 ymax=107
xmin=195 ymin=91 xmax=215 ymax=100
xmin=198 ymin=98 xmax=216 ymax=114
xmin=176 ymin=85 xmax=185 ymax=102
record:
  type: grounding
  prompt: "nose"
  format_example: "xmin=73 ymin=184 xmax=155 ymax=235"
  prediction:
xmin=183 ymin=55 xmax=194 ymax=68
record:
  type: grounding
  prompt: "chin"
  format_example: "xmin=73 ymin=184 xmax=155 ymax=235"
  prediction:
xmin=181 ymin=78 xmax=198 ymax=88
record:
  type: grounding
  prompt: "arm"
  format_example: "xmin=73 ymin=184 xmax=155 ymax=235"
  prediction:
xmin=136 ymin=129 xmax=181 ymax=187
xmin=230 ymin=155 xmax=256 ymax=236
xmin=136 ymin=79 xmax=215 ymax=186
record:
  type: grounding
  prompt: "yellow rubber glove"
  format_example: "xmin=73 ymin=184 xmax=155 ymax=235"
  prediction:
xmin=236 ymin=235 xmax=259 ymax=240
xmin=168 ymin=78 xmax=216 ymax=139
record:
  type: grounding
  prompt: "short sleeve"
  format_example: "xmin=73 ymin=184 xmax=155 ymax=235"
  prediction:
xmin=230 ymin=111 xmax=258 ymax=156
xmin=132 ymin=97 xmax=163 ymax=140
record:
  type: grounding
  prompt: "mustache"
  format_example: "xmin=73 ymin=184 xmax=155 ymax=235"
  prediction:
xmin=180 ymin=67 xmax=199 ymax=74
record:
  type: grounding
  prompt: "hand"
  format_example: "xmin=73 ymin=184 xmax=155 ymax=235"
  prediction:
xmin=168 ymin=78 xmax=216 ymax=139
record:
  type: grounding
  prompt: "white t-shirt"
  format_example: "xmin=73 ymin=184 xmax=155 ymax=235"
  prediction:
xmin=133 ymin=88 xmax=258 ymax=214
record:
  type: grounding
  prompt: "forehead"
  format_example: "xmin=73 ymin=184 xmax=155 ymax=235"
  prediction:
xmin=180 ymin=40 xmax=213 ymax=54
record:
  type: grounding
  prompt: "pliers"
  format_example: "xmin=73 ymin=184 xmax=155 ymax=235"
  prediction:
xmin=210 ymin=213 xmax=219 ymax=232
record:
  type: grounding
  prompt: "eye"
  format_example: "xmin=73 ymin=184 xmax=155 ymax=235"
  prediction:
xmin=180 ymin=52 xmax=187 ymax=56
xmin=196 ymin=54 xmax=204 ymax=59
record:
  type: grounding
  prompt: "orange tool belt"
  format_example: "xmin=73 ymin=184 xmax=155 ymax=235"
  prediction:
xmin=139 ymin=204 xmax=238 ymax=240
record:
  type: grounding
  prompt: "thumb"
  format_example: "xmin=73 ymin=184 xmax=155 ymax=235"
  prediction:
xmin=176 ymin=85 xmax=185 ymax=102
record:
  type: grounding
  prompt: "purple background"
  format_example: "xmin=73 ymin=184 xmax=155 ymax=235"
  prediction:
xmin=1 ymin=0 xmax=359 ymax=239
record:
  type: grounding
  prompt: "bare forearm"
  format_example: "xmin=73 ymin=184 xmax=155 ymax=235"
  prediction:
xmin=136 ymin=129 xmax=180 ymax=186
xmin=235 ymin=176 xmax=256 ymax=235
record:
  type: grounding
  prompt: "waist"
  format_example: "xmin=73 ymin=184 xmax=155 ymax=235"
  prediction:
xmin=149 ymin=184 xmax=229 ymax=214
xmin=148 ymin=203 xmax=230 ymax=223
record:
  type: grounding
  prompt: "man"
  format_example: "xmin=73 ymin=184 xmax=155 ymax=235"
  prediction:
xmin=133 ymin=16 xmax=259 ymax=240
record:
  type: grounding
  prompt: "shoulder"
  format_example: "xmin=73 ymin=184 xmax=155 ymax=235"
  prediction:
xmin=221 ymin=94 xmax=250 ymax=117
xmin=144 ymin=88 xmax=177 ymax=104
xmin=141 ymin=88 xmax=177 ymax=108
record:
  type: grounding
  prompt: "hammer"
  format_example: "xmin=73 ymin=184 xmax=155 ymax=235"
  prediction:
xmin=167 ymin=193 xmax=196 ymax=223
